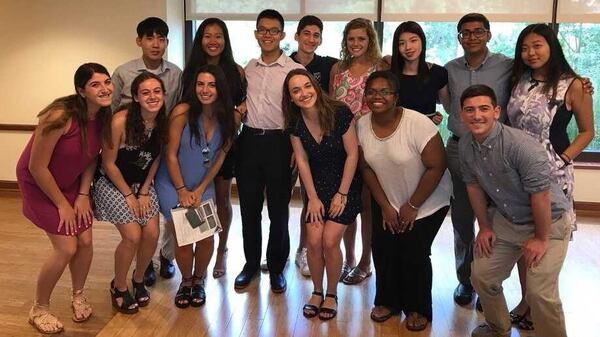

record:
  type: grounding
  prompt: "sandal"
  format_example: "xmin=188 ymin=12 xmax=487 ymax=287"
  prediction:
xmin=212 ymin=249 xmax=227 ymax=278
xmin=342 ymin=266 xmax=372 ymax=285
xmin=302 ymin=291 xmax=324 ymax=318
xmin=71 ymin=289 xmax=93 ymax=322
xmin=405 ymin=312 xmax=429 ymax=331
xmin=318 ymin=293 xmax=338 ymax=321
xmin=190 ymin=275 xmax=206 ymax=307
xmin=339 ymin=262 xmax=353 ymax=282
xmin=132 ymin=274 xmax=150 ymax=307
xmin=28 ymin=303 xmax=64 ymax=334
xmin=110 ymin=280 xmax=139 ymax=314
xmin=175 ymin=278 xmax=192 ymax=309
xmin=370 ymin=306 xmax=395 ymax=323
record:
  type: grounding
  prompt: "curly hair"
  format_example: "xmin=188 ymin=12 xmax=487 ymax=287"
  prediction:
xmin=339 ymin=18 xmax=382 ymax=70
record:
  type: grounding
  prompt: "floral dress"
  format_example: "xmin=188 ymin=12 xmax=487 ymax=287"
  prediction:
xmin=507 ymin=73 xmax=577 ymax=230
xmin=333 ymin=66 xmax=376 ymax=118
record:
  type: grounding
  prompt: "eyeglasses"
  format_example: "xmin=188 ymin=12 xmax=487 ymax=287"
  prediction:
xmin=202 ymin=144 xmax=211 ymax=168
xmin=255 ymin=28 xmax=282 ymax=36
xmin=365 ymin=89 xmax=396 ymax=97
xmin=458 ymin=28 xmax=489 ymax=40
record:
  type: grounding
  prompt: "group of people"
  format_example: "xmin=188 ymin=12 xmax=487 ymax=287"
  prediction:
xmin=17 ymin=9 xmax=593 ymax=337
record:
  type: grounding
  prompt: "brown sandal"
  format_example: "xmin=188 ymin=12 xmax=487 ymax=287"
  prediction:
xmin=71 ymin=289 xmax=93 ymax=322
xmin=29 ymin=303 xmax=64 ymax=334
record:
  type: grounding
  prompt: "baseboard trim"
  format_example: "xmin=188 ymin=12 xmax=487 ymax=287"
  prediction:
xmin=3 ymin=180 xmax=598 ymax=217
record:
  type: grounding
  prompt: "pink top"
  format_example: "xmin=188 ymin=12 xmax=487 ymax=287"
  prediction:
xmin=333 ymin=66 xmax=376 ymax=117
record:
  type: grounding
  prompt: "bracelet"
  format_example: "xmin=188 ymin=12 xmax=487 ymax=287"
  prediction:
xmin=175 ymin=185 xmax=186 ymax=191
xmin=78 ymin=192 xmax=89 ymax=196
xmin=337 ymin=191 xmax=348 ymax=197
xmin=560 ymin=153 xmax=572 ymax=165
xmin=407 ymin=199 xmax=420 ymax=210
xmin=123 ymin=192 xmax=134 ymax=198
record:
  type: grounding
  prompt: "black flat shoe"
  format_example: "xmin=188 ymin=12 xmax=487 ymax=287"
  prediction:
xmin=453 ymin=283 xmax=474 ymax=306
xmin=234 ymin=268 xmax=258 ymax=289
xmin=144 ymin=262 xmax=157 ymax=287
xmin=159 ymin=253 xmax=176 ymax=279
xmin=270 ymin=273 xmax=287 ymax=294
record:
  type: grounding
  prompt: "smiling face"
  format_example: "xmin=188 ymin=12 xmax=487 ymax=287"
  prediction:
xmin=202 ymin=24 xmax=225 ymax=59
xmin=78 ymin=72 xmax=113 ymax=110
xmin=295 ymin=24 xmax=322 ymax=55
xmin=136 ymin=32 xmax=167 ymax=63
xmin=255 ymin=18 xmax=285 ymax=54
xmin=521 ymin=32 xmax=551 ymax=72
xmin=460 ymin=95 xmax=501 ymax=142
xmin=287 ymin=74 xmax=318 ymax=111
xmin=398 ymin=32 xmax=422 ymax=62
xmin=365 ymin=77 xmax=397 ymax=114
xmin=134 ymin=78 xmax=164 ymax=114
xmin=195 ymin=72 xmax=218 ymax=105
xmin=458 ymin=21 xmax=491 ymax=56
xmin=346 ymin=28 xmax=369 ymax=58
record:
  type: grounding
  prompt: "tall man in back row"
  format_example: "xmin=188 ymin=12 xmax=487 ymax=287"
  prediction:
xmin=458 ymin=85 xmax=570 ymax=337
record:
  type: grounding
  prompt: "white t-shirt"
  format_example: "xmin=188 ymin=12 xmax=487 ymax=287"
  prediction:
xmin=357 ymin=108 xmax=452 ymax=219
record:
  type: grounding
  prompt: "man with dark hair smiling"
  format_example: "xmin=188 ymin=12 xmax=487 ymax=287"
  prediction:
xmin=458 ymin=84 xmax=570 ymax=337
xmin=234 ymin=9 xmax=303 ymax=293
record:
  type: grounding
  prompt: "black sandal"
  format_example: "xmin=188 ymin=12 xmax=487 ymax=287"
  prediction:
xmin=174 ymin=279 xmax=192 ymax=309
xmin=303 ymin=291 xmax=324 ymax=318
xmin=190 ymin=275 xmax=206 ymax=307
xmin=318 ymin=293 xmax=338 ymax=321
xmin=110 ymin=280 xmax=139 ymax=314
xmin=132 ymin=275 xmax=150 ymax=307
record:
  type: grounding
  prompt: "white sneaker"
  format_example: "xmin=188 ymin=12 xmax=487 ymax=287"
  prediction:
xmin=295 ymin=248 xmax=311 ymax=277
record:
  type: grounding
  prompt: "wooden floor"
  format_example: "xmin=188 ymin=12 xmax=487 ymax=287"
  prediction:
xmin=1 ymin=191 xmax=599 ymax=337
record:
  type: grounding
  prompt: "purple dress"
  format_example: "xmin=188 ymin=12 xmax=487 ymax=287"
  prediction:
xmin=16 ymin=118 xmax=102 ymax=235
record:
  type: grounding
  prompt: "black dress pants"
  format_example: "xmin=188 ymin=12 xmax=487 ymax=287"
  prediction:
xmin=371 ymin=201 xmax=449 ymax=320
xmin=235 ymin=128 xmax=292 ymax=274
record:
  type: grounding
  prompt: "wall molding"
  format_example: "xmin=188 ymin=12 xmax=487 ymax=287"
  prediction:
xmin=0 ymin=124 xmax=36 ymax=132
xmin=3 ymin=180 xmax=599 ymax=217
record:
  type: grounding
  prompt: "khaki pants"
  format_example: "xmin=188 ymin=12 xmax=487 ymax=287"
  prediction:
xmin=471 ymin=211 xmax=571 ymax=337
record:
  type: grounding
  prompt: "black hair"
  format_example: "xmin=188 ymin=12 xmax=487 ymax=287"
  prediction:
xmin=460 ymin=84 xmax=497 ymax=108
xmin=365 ymin=70 xmax=401 ymax=105
xmin=511 ymin=23 xmax=578 ymax=100
xmin=137 ymin=17 xmax=169 ymax=38
xmin=457 ymin=13 xmax=490 ymax=32
xmin=296 ymin=15 xmax=323 ymax=35
xmin=256 ymin=9 xmax=284 ymax=29
xmin=182 ymin=18 xmax=245 ymax=105
xmin=183 ymin=64 xmax=235 ymax=148
xmin=390 ymin=21 xmax=429 ymax=89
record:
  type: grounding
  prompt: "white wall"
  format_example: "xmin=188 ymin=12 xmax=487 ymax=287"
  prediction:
xmin=0 ymin=0 xmax=183 ymax=180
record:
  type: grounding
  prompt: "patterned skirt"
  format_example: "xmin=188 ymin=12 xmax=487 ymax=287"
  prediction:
xmin=93 ymin=175 xmax=159 ymax=226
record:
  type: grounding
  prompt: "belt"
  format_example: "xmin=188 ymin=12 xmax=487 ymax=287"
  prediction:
xmin=243 ymin=125 xmax=285 ymax=136
xmin=451 ymin=134 xmax=460 ymax=142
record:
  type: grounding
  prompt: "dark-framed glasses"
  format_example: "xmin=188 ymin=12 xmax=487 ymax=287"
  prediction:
xmin=255 ymin=28 xmax=282 ymax=36
xmin=365 ymin=89 xmax=396 ymax=97
xmin=458 ymin=28 xmax=489 ymax=40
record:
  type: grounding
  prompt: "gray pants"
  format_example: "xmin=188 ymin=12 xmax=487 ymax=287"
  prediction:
xmin=159 ymin=214 xmax=175 ymax=261
xmin=446 ymin=137 xmax=475 ymax=285
xmin=471 ymin=211 xmax=570 ymax=337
